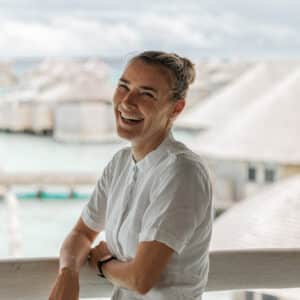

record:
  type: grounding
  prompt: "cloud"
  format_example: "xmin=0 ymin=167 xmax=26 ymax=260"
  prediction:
xmin=0 ymin=16 xmax=140 ymax=57
xmin=0 ymin=9 xmax=299 ymax=58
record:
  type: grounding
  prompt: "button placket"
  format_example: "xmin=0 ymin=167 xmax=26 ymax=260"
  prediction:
xmin=125 ymin=165 xmax=138 ymax=211
xmin=115 ymin=165 xmax=138 ymax=258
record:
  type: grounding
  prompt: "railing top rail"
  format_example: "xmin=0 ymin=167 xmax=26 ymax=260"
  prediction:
xmin=1 ymin=250 xmax=300 ymax=299
xmin=0 ymin=172 xmax=98 ymax=186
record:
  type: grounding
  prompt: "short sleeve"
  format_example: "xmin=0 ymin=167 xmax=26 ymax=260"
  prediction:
xmin=138 ymin=159 xmax=211 ymax=255
xmin=81 ymin=160 xmax=112 ymax=232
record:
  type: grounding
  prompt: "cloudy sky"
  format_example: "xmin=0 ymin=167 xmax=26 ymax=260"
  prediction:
xmin=0 ymin=0 xmax=299 ymax=59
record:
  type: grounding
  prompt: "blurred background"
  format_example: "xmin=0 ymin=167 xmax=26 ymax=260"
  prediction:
xmin=1 ymin=1 xmax=300 ymax=299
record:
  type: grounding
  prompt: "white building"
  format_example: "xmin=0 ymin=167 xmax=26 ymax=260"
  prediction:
xmin=192 ymin=68 xmax=300 ymax=206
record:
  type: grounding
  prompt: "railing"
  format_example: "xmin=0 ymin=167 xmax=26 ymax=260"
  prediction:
xmin=1 ymin=249 xmax=300 ymax=299
xmin=0 ymin=172 xmax=97 ymax=186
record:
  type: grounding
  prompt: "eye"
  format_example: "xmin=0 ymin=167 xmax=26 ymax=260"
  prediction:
xmin=142 ymin=91 xmax=153 ymax=97
xmin=118 ymin=83 xmax=129 ymax=91
xmin=141 ymin=91 xmax=156 ymax=99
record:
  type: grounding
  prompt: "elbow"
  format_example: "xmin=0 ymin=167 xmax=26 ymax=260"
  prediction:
xmin=135 ymin=283 xmax=152 ymax=295
xmin=134 ymin=275 xmax=154 ymax=295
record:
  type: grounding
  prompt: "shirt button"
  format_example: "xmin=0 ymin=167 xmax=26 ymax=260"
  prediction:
xmin=132 ymin=166 xmax=137 ymax=181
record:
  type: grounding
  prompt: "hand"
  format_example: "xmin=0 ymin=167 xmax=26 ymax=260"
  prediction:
xmin=88 ymin=241 xmax=112 ymax=271
xmin=48 ymin=267 xmax=79 ymax=300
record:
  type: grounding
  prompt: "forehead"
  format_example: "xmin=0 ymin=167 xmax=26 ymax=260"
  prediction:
xmin=121 ymin=59 xmax=172 ymax=93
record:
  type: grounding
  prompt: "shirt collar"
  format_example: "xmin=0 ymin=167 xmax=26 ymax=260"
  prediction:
xmin=130 ymin=131 xmax=174 ymax=173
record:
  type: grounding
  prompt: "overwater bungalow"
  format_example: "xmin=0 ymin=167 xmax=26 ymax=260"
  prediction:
xmin=193 ymin=68 xmax=300 ymax=206
xmin=0 ymin=59 xmax=114 ymax=139
xmin=177 ymin=60 xmax=299 ymax=131
xmin=211 ymin=175 xmax=300 ymax=300
xmin=54 ymin=99 xmax=116 ymax=143
xmin=0 ymin=90 xmax=36 ymax=132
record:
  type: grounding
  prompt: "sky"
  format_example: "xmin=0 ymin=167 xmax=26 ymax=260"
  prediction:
xmin=0 ymin=0 xmax=299 ymax=59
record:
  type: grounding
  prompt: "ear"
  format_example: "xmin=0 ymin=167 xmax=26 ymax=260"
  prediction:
xmin=170 ymin=99 xmax=185 ymax=121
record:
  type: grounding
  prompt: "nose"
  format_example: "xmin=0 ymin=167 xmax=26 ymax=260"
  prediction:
xmin=122 ymin=89 xmax=138 ymax=106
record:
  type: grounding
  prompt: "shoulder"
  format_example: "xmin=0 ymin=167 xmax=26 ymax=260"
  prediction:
xmin=100 ymin=146 xmax=131 ymax=180
xmin=154 ymin=140 xmax=211 ymax=188
xmin=107 ymin=146 xmax=131 ymax=168
xmin=113 ymin=146 xmax=131 ymax=160
xmin=164 ymin=139 xmax=211 ymax=182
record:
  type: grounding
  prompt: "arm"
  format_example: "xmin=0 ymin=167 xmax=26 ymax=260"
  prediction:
xmin=48 ymin=217 xmax=100 ymax=300
xmin=90 ymin=240 xmax=174 ymax=295
xmin=59 ymin=217 xmax=99 ymax=272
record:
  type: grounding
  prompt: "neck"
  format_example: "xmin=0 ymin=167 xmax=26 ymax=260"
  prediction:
xmin=131 ymin=130 xmax=170 ymax=162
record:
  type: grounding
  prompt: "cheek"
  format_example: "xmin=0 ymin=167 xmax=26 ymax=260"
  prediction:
xmin=112 ymin=90 xmax=123 ymax=106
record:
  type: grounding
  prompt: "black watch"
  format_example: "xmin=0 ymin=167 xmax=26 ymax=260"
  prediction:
xmin=97 ymin=255 xmax=116 ymax=278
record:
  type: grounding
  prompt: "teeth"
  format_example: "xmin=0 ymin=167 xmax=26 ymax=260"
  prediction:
xmin=120 ymin=112 xmax=143 ymax=121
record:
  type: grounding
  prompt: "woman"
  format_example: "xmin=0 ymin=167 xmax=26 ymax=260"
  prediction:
xmin=49 ymin=51 xmax=213 ymax=300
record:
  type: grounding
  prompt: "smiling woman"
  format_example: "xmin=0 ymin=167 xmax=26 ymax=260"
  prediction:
xmin=48 ymin=51 xmax=213 ymax=300
xmin=113 ymin=52 xmax=195 ymax=160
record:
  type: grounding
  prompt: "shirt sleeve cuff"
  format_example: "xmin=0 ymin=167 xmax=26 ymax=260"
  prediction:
xmin=81 ymin=206 xmax=102 ymax=232
xmin=138 ymin=227 xmax=186 ymax=255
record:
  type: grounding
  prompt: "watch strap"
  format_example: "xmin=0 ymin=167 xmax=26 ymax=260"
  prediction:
xmin=97 ymin=256 xmax=116 ymax=278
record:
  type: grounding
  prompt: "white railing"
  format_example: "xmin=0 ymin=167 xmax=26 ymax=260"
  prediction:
xmin=0 ymin=172 xmax=97 ymax=186
xmin=1 ymin=249 xmax=300 ymax=299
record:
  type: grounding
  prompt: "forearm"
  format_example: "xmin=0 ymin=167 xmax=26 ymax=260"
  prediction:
xmin=102 ymin=259 xmax=137 ymax=290
xmin=59 ymin=230 xmax=93 ymax=273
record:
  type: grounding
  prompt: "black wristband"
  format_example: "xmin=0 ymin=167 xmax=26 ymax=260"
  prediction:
xmin=97 ymin=256 xmax=116 ymax=278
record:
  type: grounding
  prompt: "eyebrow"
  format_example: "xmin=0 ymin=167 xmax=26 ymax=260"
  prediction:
xmin=119 ymin=77 xmax=158 ymax=94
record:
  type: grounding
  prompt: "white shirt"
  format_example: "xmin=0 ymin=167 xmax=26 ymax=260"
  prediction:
xmin=81 ymin=132 xmax=213 ymax=300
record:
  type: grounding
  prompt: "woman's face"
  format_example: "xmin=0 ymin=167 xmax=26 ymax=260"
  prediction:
xmin=113 ymin=59 xmax=184 ymax=145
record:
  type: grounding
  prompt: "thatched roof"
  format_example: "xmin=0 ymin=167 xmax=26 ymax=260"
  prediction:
xmin=193 ymin=68 xmax=300 ymax=164
xmin=37 ymin=76 xmax=113 ymax=103
xmin=211 ymin=175 xmax=300 ymax=299
xmin=1 ymin=59 xmax=113 ymax=104
xmin=211 ymin=175 xmax=300 ymax=250
xmin=177 ymin=60 xmax=299 ymax=130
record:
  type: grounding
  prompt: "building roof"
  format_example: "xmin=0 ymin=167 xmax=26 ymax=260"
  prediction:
xmin=37 ymin=76 xmax=112 ymax=103
xmin=193 ymin=68 xmax=300 ymax=164
xmin=177 ymin=60 xmax=299 ymax=130
xmin=1 ymin=59 xmax=113 ymax=104
xmin=211 ymin=175 xmax=300 ymax=250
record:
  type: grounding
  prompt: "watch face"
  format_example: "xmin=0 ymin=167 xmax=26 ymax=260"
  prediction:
xmin=100 ymin=254 xmax=113 ymax=262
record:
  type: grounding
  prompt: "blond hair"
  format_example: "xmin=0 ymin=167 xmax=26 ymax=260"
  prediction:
xmin=130 ymin=50 xmax=196 ymax=101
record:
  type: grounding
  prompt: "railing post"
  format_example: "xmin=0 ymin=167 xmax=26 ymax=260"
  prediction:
xmin=5 ymin=189 xmax=22 ymax=257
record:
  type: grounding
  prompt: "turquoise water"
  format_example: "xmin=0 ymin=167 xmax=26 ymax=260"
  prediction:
xmin=0 ymin=131 xmax=193 ymax=173
xmin=0 ymin=132 xmax=124 ymax=173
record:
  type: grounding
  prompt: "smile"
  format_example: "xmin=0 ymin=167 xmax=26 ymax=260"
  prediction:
xmin=119 ymin=111 xmax=144 ymax=125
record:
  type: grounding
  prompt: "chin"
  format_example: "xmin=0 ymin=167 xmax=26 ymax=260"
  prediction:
xmin=116 ymin=126 xmax=135 ymax=141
